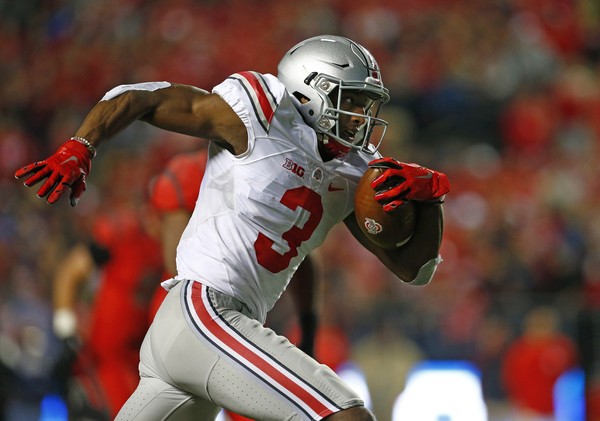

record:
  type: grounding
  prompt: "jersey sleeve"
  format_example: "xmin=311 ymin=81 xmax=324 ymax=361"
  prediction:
xmin=149 ymin=151 xmax=207 ymax=213
xmin=212 ymin=72 xmax=285 ymax=139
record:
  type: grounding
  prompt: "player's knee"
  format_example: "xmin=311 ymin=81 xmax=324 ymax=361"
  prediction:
xmin=324 ymin=406 xmax=376 ymax=421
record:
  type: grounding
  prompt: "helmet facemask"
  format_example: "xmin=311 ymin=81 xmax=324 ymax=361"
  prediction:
xmin=308 ymin=74 xmax=388 ymax=155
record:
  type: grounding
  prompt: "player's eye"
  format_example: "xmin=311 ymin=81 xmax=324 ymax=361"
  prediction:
xmin=344 ymin=94 xmax=373 ymax=111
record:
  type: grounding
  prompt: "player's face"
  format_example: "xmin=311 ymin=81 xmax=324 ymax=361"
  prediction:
xmin=318 ymin=89 xmax=379 ymax=160
xmin=337 ymin=91 xmax=374 ymax=144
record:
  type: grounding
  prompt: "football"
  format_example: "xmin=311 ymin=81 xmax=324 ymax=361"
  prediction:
xmin=354 ymin=167 xmax=416 ymax=249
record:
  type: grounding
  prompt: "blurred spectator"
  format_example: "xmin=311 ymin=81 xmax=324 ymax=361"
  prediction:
xmin=351 ymin=318 xmax=424 ymax=421
xmin=0 ymin=265 xmax=61 ymax=421
xmin=501 ymin=306 xmax=578 ymax=420
xmin=52 ymin=207 xmax=163 ymax=419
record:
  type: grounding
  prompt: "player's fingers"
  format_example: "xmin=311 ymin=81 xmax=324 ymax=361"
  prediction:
xmin=368 ymin=158 xmax=389 ymax=168
xmin=47 ymin=180 xmax=70 ymax=204
xmin=433 ymin=174 xmax=451 ymax=197
xmin=368 ymin=157 xmax=403 ymax=170
xmin=37 ymin=171 xmax=62 ymax=198
xmin=15 ymin=161 xmax=46 ymax=180
xmin=374 ymin=184 xmax=409 ymax=202
xmin=22 ymin=166 xmax=52 ymax=187
xmin=370 ymin=170 xmax=406 ymax=191
xmin=68 ymin=178 xmax=86 ymax=207
xmin=49 ymin=172 xmax=82 ymax=205
xmin=370 ymin=171 xmax=393 ymax=190
xmin=383 ymin=199 xmax=407 ymax=212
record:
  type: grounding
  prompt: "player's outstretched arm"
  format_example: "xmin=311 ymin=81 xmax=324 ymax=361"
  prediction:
xmin=76 ymin=84 xmax=246 ymax=152
xmin=15 ymin=83 xmax=247 ymax=206
xmin=345 ymin=158 xmax=449 ymax=285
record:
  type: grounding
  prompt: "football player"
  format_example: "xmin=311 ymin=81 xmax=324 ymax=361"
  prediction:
xmin=52 ymin=209 xmax=163 ymax=419
xmin=17 ymin=35 xmax=449 ymax=420
xmin=147 ymin=148 xmax=320 ymax=421
xmin=147 ymin=148 xmax=319 ymax=354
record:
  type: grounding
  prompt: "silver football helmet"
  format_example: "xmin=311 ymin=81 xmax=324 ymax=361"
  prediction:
xmin=277 ymin=35 xmax=390 ymax=154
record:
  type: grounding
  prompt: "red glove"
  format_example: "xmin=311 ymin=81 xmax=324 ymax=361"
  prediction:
xmin=14 ymin=139 xmax=93 ymax=206
xmin=369 ymin=157 xmax=450 ymax=212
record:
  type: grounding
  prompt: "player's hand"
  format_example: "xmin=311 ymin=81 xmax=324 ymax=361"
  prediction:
xmin=369 ymin=157 xmax=450 ymax=212
xmin=15 ymin=139 xmax=93 ymax=206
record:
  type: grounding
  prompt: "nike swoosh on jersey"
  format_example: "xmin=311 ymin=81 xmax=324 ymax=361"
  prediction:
xmin=328 ymin=183 xmax=343 ymax=192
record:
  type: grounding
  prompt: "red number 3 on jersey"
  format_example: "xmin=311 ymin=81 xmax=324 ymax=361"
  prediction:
xmin=254 ymin=186 xmax=323 ymax=273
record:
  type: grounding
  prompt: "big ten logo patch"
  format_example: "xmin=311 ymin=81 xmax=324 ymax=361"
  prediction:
xmin=282 ymin=158 xmax=305 ymax=177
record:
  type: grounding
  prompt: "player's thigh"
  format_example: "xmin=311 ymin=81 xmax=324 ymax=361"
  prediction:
xmin=115 ymin=377 xmax=220 ymax=421
xmin=179 ymin=281 xmax=364 ymax=420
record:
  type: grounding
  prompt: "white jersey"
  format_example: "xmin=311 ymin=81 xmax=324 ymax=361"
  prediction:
xmin=173 ymin=71 xmax=378 ymax=322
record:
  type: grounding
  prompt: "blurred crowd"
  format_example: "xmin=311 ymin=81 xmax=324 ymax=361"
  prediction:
xmin=1 ymin=0 xmax=599 ymax=420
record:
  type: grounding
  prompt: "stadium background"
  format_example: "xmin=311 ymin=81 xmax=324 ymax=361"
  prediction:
xmin=0 ymin=0 xmax=598 ymax=419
